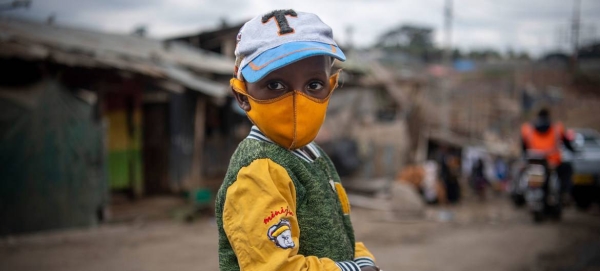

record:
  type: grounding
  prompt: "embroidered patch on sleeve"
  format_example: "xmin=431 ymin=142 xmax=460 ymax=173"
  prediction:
xmin=267 ymin=219 xmax=295 ymax=249
xmin=263 ymin=206 xmax=294 ymax=224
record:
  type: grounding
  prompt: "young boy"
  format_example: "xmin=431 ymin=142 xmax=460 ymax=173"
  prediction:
xmin=215 ymin=9 xmax=379 ymax=271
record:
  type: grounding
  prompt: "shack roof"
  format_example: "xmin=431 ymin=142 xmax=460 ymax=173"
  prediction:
xmin=0 ymin=19 xmax=234 ymax=97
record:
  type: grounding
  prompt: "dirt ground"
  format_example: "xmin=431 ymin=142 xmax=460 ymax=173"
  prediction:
xmin=1 ymin=196 xmax=599 ymax=271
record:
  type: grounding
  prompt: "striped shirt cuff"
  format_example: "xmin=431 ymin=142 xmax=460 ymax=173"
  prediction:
xmin=354 ymin=257 xmax=376 ymax=267
xmin=336 ymin=260 xmax=361 ymax=271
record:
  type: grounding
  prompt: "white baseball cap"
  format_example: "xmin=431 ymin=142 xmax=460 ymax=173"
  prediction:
xmin=234 ymin=10 xmax=346 ymax=83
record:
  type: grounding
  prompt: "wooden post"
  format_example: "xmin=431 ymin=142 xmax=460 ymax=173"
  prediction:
xmin=191 ymin=95 xmax=207 ymax=190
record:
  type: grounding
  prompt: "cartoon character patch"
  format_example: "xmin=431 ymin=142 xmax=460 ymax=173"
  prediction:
xmin=267 ymin=219 xmax=295 ymax=249
xmin=264 ymin=206 xmax=293 ymax=224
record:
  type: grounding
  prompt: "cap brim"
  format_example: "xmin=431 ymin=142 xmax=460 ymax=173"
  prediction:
xmin=241 ymin=41 xmax=346 ymax=83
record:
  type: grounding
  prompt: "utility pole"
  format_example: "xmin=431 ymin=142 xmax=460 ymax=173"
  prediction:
xmin=443 ymin=0 xmax=453 ymax=65
xmin=571 ymin=0 xmax=581 ymax=70
xmin=441 ymin=0 xmax=453 ymax=136
xmin=345 ymin=25 xmax=354 ymax=54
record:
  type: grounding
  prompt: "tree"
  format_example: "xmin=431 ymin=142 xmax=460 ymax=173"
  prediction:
xmin=376 ymin=24 xmax=435 ymax=61
xmin=506 ymin=47 xmax=516 ymax=60
xmin=517 ymin=52 xmax=530 ymax=61
xmin=131 ymin=25 xmax=148 ymax=37
xmin=452 ymin=48 xmax=463 ymax=60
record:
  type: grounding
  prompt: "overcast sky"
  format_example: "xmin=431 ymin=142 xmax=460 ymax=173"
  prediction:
xmin=5 ymin=0 xmax=600 ymax=57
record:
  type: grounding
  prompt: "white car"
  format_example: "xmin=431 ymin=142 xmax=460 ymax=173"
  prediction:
xmin=568 ymin=128 xmax=600 ymax=210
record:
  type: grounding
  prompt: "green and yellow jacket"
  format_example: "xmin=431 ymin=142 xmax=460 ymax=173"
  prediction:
xmin=215 ymin=126 xmax=376 ymax=271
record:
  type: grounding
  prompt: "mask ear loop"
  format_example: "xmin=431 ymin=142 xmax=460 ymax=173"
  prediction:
xmin=328 ymin=70 xmax=342 ymax=95
xmin=234 ymin=55 xmax=245 ymax=81
xmin=230 ymin=78 xmax=249 ymax=96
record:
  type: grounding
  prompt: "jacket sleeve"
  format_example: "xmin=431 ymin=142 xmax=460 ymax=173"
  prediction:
xmin=557 ymin=123 xmax=576 ymax=153
xmin=222 ymin=158 xmax=361 ymax=271
xmin=354 ymin=242 xmax=376 ymax=267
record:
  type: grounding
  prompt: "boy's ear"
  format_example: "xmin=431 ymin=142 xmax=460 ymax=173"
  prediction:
xmin=232 ymin=88 xmax=251 ymax=112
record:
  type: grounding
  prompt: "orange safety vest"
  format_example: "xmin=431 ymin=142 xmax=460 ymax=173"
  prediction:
xmin=521 ymin=122 xmax=564 ymax=167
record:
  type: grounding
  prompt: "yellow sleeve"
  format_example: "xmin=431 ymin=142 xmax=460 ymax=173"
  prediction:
xmin=222 ymin=158 xmax=361 ymax=271
xmin=354 ymin=242 xmax=377 ymax=267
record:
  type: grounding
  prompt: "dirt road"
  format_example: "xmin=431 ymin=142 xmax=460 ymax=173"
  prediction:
xmin=1 ymin=197 xmax=599 ymax=271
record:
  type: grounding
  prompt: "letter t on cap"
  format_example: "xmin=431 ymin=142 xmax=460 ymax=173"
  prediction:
xmin=262 ymin=9 xmax=298 ymax=35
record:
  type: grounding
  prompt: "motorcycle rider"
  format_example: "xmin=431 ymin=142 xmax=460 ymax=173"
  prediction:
xmin=520 ymin=108 xmax=576 ymax=209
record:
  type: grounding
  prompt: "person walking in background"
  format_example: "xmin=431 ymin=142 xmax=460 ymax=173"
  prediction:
xmin=494 ymin=156 xmax=508 ymax=191
xmin=444 ymin=155 xmax=462 ymax=203
xmin=471 ymin=158 xmax=488 ymax=200
xmin=437 ymin=146 xmax=461 ymax=204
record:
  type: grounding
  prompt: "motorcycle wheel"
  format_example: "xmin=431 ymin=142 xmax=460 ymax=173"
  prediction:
xmin=572 ymin=186 xmax=593 ymax=211
xmin=533 ymin=211 xmax=544 ymax=223
xmin=547 ymin=206 xmax=562 ymax=221
xmin=512 ymin=194 xmax=526 ymax=207
xmin=552 ymin=209 xmax=562 ymax=221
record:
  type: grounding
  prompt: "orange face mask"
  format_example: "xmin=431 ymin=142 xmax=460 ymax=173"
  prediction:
xmin=231 ymin=73 xmax=339 ymax=150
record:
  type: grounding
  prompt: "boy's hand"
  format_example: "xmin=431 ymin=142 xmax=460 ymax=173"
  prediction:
xmin=360 ymin=266 xmax=380 ymax=271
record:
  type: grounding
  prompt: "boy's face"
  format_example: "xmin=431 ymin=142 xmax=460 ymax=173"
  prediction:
xmin=234 ymin=56 xmax=332 ymax=111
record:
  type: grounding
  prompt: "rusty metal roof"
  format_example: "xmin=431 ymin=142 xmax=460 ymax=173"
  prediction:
xmin=0 ymin=19 xmax=233 ymax=97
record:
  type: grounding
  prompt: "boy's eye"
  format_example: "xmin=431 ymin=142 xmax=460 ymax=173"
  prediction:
xmin=307 ymin=81 xmax=324 ymax=91
xmin=267 ymin=82 xmax=285 ymax=90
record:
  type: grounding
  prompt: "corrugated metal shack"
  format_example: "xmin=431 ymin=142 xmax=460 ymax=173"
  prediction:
xmin=314 ymin=53 xmax=415 ymax=193
xmin=166 ymin=22 xmax=243 ymax=58
xmin=0 ymin=19 xmax=241 ymax=234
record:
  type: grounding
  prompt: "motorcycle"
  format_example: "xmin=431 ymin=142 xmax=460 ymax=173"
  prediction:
xmin=510 ymin=159 xmax=528 ymax=207
xmin=523 ymin=155 xmax=561 ymax=223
